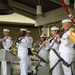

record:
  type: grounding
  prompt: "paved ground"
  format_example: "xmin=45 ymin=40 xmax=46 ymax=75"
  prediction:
xmin=13 ymin=57 xmax=75 ymax=75
xmin=13 ymin=64 xmax=75 ymax=75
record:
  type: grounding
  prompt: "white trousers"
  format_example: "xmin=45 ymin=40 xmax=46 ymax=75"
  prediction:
xmin=50 ymin=50 xmax=61 ymax=75
xmin=28 ymin=56 xmax=31 ymax=65
xmin=60 ymin=52 xmax=74 ymax=75
xmin=18 ymin=47 xmax=28 ymax=75
xmin=19 ymin=56 xmax=28 ymax=75
xmin=2 ymin=61 xmax=7 ymax=75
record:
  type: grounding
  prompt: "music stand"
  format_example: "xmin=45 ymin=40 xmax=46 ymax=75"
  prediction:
xmin=34 ymin=53 xmax=49 ymax=64
xmin=33 ymin=53 xmax=49 ymax=75
xmin=49 ymin=48 xmax=75 ymax=75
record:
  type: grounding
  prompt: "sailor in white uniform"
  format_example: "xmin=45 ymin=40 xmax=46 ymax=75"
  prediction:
xmin=46 ymin=27 xmax=61 ymax=75
xmin=27 ymin=31 xmax=33 ymax=49
xmin=27 ymin=31 xmax=33 ymax=65
xmin=1 ymin=29 xmax=13 ymax=75
xmin=38 ymin=34 xmax=47 ymax=66
xmin=59 ymin=19 xmax=75 ymax=75
xmin=17 ymin=28 xmax=29 ymax=75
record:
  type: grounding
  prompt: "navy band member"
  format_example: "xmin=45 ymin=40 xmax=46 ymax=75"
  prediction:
xmin=27 ymin=31 xmax=33 ymax=49
xmin=59 ymin=19 xmax=75 ymax=75
xmin=26 ymin=30 xmax=33 ymax=66
xmin=38 ymin=34 xmax=47 ymax=66
xmin=17 ymin=28 xmax=29 ymax=75
xmin=46 ymin=27 xmax=61 ymax=75
xmin=2 ymin=29 xmax=13 ymax=75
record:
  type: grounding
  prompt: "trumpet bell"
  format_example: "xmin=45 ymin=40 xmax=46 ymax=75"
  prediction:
xmin=68 ymin=29 xmax=75 ymax=43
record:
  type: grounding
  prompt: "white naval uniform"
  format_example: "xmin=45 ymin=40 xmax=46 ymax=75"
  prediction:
xmin=59 ymin=28 xmax=75 ymax=75
xmin=17 ymin=36 xmax=29 ymax=75
xmin=27 ymin=36 xmax=33 ymax=65
xmin=2 ymin=36 xmax=13 ymax=75
xmin=38 ymin=42 xmax=47 ymax=66
xmin=46 ymin=36 xmax=61 ymax=75
xmin=27 ymin=36 xmax=33 ymax=49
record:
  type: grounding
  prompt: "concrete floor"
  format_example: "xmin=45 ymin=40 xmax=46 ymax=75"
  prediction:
xmin=12 ymin=56 xmax=75 ymax=75
xmin=12 ymin=64 xmax=75 ymax=75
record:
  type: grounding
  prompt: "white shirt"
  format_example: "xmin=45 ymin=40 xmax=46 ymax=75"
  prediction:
xmin=38 ymin=42 xmax=47 ymax=66
xmin=17 ymin=36 xmax=29 ymax=49
xmin=2 ymin=36 xmax=13 ymax=50
xmin=46 ymin=36 xmax=59 ymax=51
xmin=59 ymin=28 xmax=75 ymax=53
xmin=27 ymin=36 xmax=33 ymax=49
xmin=46 ymin=36 xmax=60 ymax=61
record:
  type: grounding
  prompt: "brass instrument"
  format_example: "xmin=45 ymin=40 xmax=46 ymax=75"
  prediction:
xmin=10 ymin=37 xmax=19 ymax=55
xmin=68 ymin=29 xmax=75 ymax=43
xmin=10 ymin=44 xmax=18 ymax=55
xmin=32 ymin=41 xmax=39 ymax=53
xmin=60 ymin=0 xmax=75 ymax=43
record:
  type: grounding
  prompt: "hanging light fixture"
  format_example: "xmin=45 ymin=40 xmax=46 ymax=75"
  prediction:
xmin=64 ymin=0 xmax=70 ymax=5
xmin=36 ymin=0 xmax=42 ymax=15
xmin=0 ymin=0 xmax=14 ymax=15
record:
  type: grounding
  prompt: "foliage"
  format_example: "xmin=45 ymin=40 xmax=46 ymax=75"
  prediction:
xmin=56 ymin=23 xmax=75 ymax=30
xmin=56 ymin=23 xmax=62 ymax=30
xmin=71 ymin=24 xmax=75 ymax=28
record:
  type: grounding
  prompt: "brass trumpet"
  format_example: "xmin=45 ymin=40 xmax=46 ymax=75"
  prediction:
xmin=68 ymin=29 xmax=75 ymax=43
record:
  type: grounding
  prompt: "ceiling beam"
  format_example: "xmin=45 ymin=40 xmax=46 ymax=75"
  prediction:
xmin=12 ymin=7 xmax=36 ymax=20
xmin=8 ymin=0 xmax=36 ymax=15
xmin=8 ymin=0 xmax=45 ymax=17
xmin=51 ymin=0 xmax=61 ymax=5
xmin=51 ymin=0 xmax=74 ymax=9
xmin=0 ymin=22 xmax=35 ymax=28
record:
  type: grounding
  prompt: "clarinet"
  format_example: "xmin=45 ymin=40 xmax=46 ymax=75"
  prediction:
xmin=48 ymin=33 xmax=61 ymax=51
xmin=37 ymin=35 xmax=51 ymax=54
xmin=48 ymin=36 xmax=58 ymax=51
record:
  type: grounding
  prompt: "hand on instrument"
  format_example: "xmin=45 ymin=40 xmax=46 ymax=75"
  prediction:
xmin=45 ymin=39 xmax=49 ymax=44
xmin=1 ymin=39 xmax=5 ymax=42
xmin=55 ymin=34 xmax=60 ymax=38
xmin=35 ymin=41 xmax=39 ymax=47
xmin=43 ymin=42 xmax=46 ymax=47
xmin=54 ymin=39 xmax=59 ymax=44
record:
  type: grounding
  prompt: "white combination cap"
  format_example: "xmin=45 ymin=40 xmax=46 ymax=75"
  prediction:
xmin=3 ymin=29 xmax=10 ymax=32
xmin=27 ymin=31 xmax=31 ymax=33
xmin=40 ymin=34 xmax=47 ymax=38
xmin=51 ymin=27 xmax=59 ymax=30
xmin=20 ymin=28 xmax=27 ymax=32
xmin=62 ymin=19 xmax=71 ymax=23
